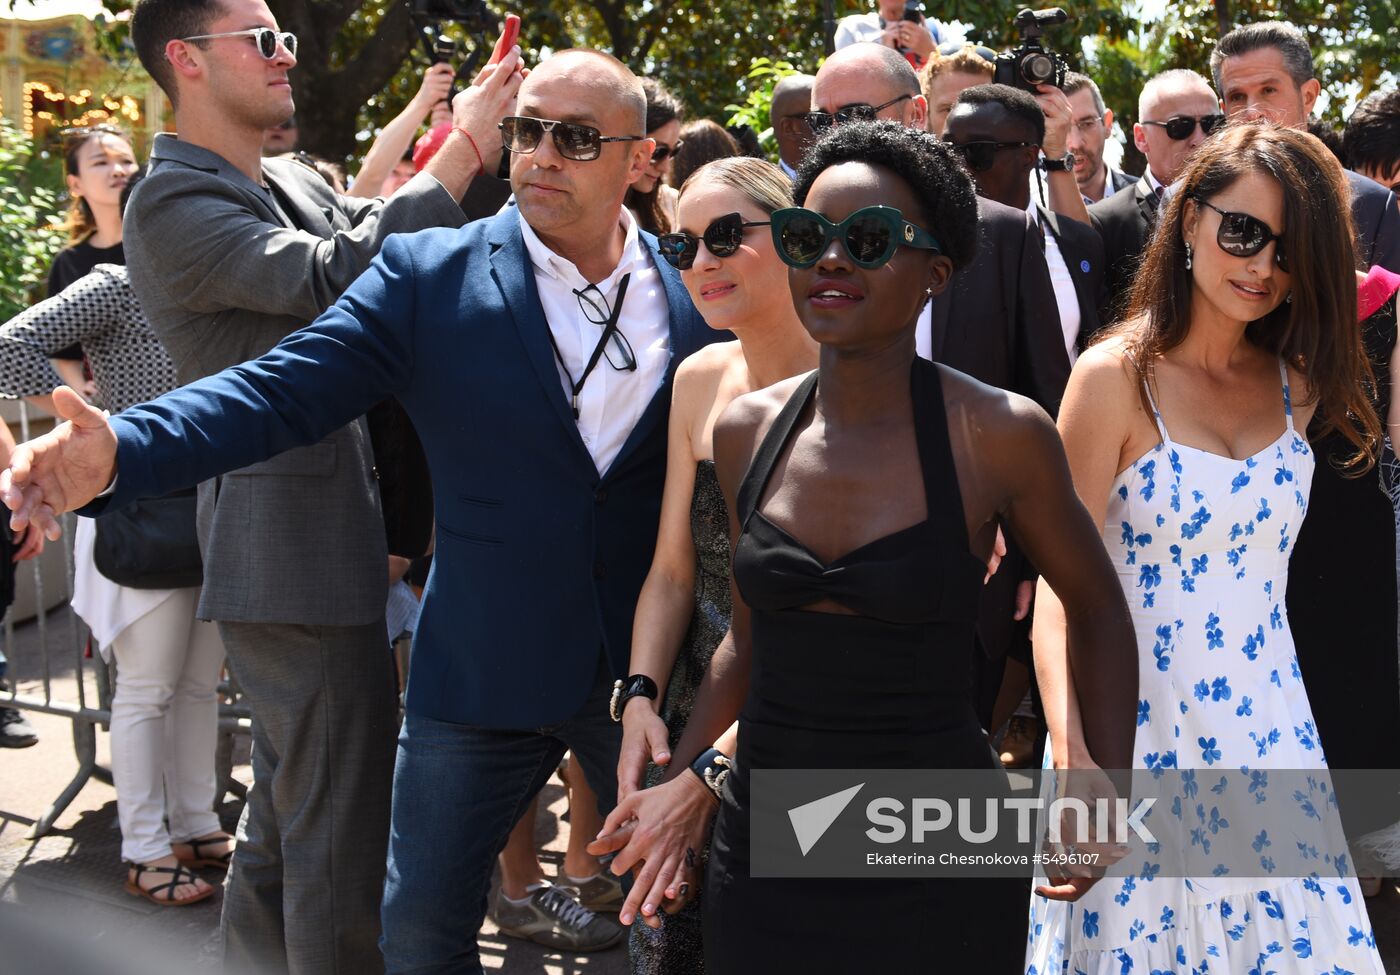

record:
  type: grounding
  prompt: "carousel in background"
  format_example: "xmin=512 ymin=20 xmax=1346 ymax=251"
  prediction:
xmin=0 ymin=9 xmax=165 ymax=155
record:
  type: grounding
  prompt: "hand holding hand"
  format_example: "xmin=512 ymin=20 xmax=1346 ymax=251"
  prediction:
xmin=617 ymin=696 xmax=673 ymax=801
xmin=586 ymin=771 xmax=718 ymax=926
xmin=0 ymin=385 xmax=117 ymax=541
xmin=1035 ymin=759 xmax=1130 ymax=901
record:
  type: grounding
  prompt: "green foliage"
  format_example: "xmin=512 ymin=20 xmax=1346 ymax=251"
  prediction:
xmin=0 ymin=120 xmax=67 ymax=321
xmin=724 ymin=58 xmax=802 ymax=159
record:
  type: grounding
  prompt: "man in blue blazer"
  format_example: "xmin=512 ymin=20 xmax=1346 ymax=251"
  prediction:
xmin=5 ymin=50 xmax=715 ymax=973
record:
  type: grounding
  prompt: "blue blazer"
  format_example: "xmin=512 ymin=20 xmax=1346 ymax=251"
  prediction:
xmin=97 ymin=206 xmax=717 ymax=727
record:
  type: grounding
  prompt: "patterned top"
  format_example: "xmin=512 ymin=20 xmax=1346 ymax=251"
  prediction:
xmin=0 ymin=264 xmax=176 ymax=413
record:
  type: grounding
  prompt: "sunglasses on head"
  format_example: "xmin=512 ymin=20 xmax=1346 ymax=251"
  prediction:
xmin=799 ymin=94 xmax=914 ymax=134
xmin=499 ymin=116 xmax=644 ymax=162
xmin=182 ymin=27 xmax=297 ymax=60
xmin=1189 ymin=193 xmax=1289 ymax=272
xmin=770 ymin=205 xmax=942 ymax=270
xmin=658 ymin=212 xmax=771 ymax=270
xmin=947 ymin=139 xmax=1038 ymax=173
xmin=1141 ymin=114 xmax=1226 ymax=141
xmin=650 ymin=139 xmax=685 ymax=164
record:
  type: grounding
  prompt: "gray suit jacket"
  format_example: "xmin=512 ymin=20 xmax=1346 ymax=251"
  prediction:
xmin=123 ymin=134 xmax=466 ymax=626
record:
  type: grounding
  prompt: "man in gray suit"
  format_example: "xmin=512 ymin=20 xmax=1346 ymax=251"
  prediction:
xmin=123 ymin=0 xmax=522 ymax=971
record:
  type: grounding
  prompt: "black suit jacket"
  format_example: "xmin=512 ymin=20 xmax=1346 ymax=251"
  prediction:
xmin=926 ymin=196 xmax=1070 ymax=665
xmin=1348 ymin=170 xmax=1400 ymax=273
xmin=1036 ymin=204 xmax=1107 ymax=352
xmin=1089 ymin=176 xmax=1158 ymax=329
xmin=928 ymin=197 xmax=1071 ymax=416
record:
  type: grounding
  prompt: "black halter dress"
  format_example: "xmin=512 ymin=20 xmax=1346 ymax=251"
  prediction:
xmin=702 ymin=359 xmax=1028 ymax=973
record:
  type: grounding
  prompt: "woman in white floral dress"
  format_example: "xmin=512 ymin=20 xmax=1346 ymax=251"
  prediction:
xmin=1026 ymin=124 xmax=1386 ymax=974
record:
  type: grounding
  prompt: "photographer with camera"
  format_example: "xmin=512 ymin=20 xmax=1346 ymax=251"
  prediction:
xmin=990 ymin=8 xmax=1092 ymax=228
xmin=833 ymin=1 xmax=946 ymax=69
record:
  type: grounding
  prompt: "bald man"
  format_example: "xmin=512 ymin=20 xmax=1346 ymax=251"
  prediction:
xmin=770 ymin=73 xmax=815 ymax=178
xmin=13 ymin=46 xmax=717 ymax=973
xmin=1089 ymin=68 xmax=1221 ymax=322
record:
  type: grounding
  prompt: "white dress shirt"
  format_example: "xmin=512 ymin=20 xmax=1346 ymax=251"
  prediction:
xmin=1029 ymin=201 xmax=1081 ymax=365
xmin=519 ymin=207 xmax=671 ymax=476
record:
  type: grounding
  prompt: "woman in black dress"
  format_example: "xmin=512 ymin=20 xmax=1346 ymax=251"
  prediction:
xmin=1289 ymin=264 xmax=1400 ymax=889
xmin=593 ymin=121 xmax=1140 ymax=971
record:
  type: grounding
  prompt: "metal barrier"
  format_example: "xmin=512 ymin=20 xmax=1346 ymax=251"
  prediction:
xmin=0 ymin=402 xmax=250 ymax=839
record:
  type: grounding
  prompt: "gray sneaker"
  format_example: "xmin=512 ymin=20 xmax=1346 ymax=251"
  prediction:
xmin=565 ymin=870 xmax=625 ymax=913
xmin=491 ymin=882 xmax=624 ymax=952
xmin=0 ymin=707 xmax=37 ymax=748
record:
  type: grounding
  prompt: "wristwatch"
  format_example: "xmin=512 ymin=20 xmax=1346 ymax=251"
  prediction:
xmin=689 ymin=747 xmax=733 ymax=802
xmin=1042 ymin=152 xmax=1076 ymax=172
xmin=609 ymin=674 xmax=659 ymax=722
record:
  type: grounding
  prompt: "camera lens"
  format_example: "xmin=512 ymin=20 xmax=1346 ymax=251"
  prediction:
xmin=1021 ymin=53 xmax=1056 ymax=85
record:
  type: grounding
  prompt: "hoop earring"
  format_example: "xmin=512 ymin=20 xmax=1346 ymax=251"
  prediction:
xmin=1184 ymin=242 xmax=1193 ymax=271
xmin=1285 ymin=292 xmax=1293 ymax=304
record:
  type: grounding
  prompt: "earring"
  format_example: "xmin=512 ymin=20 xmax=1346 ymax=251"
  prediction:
xmin=1184 ymin=242 xmax=1193 ymax=270
xmin=925 ymin=286 xmax=933 ymax=297
xmin=1285 ymin=292 xmax=1293 ymax=304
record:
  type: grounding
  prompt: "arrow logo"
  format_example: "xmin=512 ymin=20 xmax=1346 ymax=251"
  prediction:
xmin=787 ymin=783 xmax=864 ymax=856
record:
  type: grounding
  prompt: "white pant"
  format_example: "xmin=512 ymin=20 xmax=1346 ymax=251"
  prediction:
xmin=108 ymin=587 xmax=226 ymax=863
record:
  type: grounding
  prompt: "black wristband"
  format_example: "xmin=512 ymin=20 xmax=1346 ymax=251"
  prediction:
xmin=688 ymin=747 xmax=732 ymax=802
xmin=609 ymin=674 xmax=659 ymax=722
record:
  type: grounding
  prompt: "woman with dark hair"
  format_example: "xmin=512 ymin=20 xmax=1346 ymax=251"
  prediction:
xmin=593 ymin=120 xmax=1138 ymax=971
xmin=665 ymin=120 xmax=739 ymax=194
xmin=0 ymin=169 xmax=232 ymax=907
xmin=625 ymin=79 xmax=684 ymax=234
xmin=1024 ymin=123 xmax=1385 ymax=973
xmin=47 ymin=125 xmax=139 ymax=399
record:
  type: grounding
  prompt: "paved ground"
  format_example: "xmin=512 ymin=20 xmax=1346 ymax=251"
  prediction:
xmin=1 ymin=607 xmax=1397 ymax=974
xmin=0 ymin=605 xmax=628 ymax=975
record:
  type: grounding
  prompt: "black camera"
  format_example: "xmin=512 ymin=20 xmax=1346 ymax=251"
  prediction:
xmin=902 ymin=1 xmax=923 ymax=22
xmin=412 ymin=0 xmax=485 ymax=20
xmin=993 ymin=8 xmax=1069 ymax=92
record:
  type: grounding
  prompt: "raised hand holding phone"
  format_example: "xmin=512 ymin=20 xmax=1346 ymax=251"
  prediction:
xmin=489 ymin=13 xmax=520 ymax=65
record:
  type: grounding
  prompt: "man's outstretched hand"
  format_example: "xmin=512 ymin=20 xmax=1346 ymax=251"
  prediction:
xmin=1 ymin=385 xmax=117 ymax=540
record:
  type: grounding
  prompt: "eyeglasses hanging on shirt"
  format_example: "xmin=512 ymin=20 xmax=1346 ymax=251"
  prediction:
xmin=545 ymin=273 xmax=636 ymax=419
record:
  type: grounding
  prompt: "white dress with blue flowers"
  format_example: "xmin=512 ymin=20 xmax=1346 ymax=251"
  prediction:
xmin=1024 ymin=363 xmax=1384 ymax=975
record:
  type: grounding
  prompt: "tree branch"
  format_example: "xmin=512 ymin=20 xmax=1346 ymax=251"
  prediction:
xmin=339 ymin=0 xmax=418 ymax=105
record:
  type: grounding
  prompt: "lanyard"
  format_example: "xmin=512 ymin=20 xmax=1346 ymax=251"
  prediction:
xmin=545 ymin=273 xmax=632 ymax=419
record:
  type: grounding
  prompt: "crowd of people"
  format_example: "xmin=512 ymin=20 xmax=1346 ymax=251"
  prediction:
xmin=1 ymin=0 xmax=1399 ymax=973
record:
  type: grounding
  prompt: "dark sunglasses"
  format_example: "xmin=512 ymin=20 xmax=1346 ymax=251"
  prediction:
xmin=799 ymin=94 xmax=913 ymax=134
xmin=1141 ymin=114 xmax=1226 ymax=141
xmin=770 ymin=206 xmax=941 ymax=270
xmin=182 ymin=27 xmax=297 ymax=60
xmin=947 ymin=140 xmax=1038 ymax=173
xmin=499 ymin=116 xmax=644 ymax=162
xmin=1189 ymin=194 xmax=1289 ymax=272
xmin=651 ymin=139 xmax=685 ymax=164
xmin=937 ymin=40 xmax=997 ymax=62
xmin=658 ymin=212 xmax=771 ymax=270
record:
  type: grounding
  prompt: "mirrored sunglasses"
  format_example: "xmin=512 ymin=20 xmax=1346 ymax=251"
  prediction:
xmin=500 ymin=116 xmax=644 ymax=162
xmin=1141 ymin=114 xmax=1226 ymax=141
xmin=1189 ymin=194 xmax=1289 ymax=272
xmin=657 ymin=212 xmax=771 ymax=270
xmin=770 ymin=205 xmax=942 ymax=270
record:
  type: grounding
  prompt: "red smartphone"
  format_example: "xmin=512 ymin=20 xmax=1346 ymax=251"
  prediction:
xmin=489 ymin=14 xmax=521 ymax=65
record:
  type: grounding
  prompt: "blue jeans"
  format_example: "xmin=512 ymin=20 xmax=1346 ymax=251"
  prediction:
xmin=380 ymin=659 xmax=622 ymax=974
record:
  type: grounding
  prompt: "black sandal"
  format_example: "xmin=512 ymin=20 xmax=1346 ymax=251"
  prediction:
xmin=175 ymin=835 xmax=235 ymax=870
xmin=124 ymin=862 xmax=214 ymax=907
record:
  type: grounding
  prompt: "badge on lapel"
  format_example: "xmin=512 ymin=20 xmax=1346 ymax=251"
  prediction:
xmin=1080 ymin=259 xmax=1091 ymax=274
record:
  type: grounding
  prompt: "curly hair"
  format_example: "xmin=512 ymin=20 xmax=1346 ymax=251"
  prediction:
xmin=792 ymin=119 xmax=979 ymax=271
